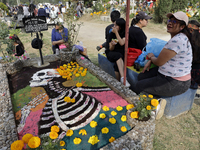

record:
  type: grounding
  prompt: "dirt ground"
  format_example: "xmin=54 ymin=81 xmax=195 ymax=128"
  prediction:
xmin=18 ymin=14 xmax=200 ymax=149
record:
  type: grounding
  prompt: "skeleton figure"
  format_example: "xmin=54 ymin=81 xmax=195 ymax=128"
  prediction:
xmin=21 ymin=68 xmax=107 ymax=138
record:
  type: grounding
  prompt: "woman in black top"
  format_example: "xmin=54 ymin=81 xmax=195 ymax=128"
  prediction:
xmin=11 ymin=34 xmax=25 ymax=56
xmin=129 ymin=11 xmax=152 ymax=50
xmin=106 ymin=18 xmax=130 ymax=87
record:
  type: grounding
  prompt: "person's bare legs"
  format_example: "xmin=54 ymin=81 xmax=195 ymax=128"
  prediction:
xmin=115 ymin=71 xmax=120 ymax=81
xmin=116 ymin=58 xmax=124 ymax=78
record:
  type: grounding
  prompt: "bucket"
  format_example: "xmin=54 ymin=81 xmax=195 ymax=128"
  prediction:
xmin=127 ymin=48 xmax=142 ymax=66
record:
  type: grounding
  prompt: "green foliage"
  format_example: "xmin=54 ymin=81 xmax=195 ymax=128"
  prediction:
xmin=9 ymin=29 xmax=21 ymax=36
xmin=171 ymin=0 xmax=188 ymax=12
xmin=129 ymin=13 xmax=135 ymax=19
xmin=64 ymin=7 xmax=83 ymax=50
xmin=105 ymin=3 xmax=111 ymax=11
xmin=0 ymin=2 xmax=8 ymax=13
xmin=92 ymin=1 xmax=105 ymax=12
xmin=134 ymin=94 xmax=157 ymax=120
xmin=153 ymin=0 xmax=173 ymax=23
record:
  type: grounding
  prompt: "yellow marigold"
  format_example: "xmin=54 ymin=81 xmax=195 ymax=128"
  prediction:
xmin=11 ymin=140 xmax=24 ymax=150
xmin=22 ymin=133 xmax=33 ymax=144
xmin=126 ymin=104 xmax=134 ymax=110
xmin=121 ymin=115 xmax=127 ymax=122
xmin=71 ymin=98 xmax=75 ymax=103
xmin=73 ymin=137 xmax=82 ymax=144
xmin=28 ymin=137 xmax=41 ymax=148
xmin=51 ymin=125 xmax=60 ymax=133
xmin=60 ymin=141 xmax=65 ymax=146
xmin=109 ymin=117 xmax=116 ymax=124
xmin=60 ymin=66 xmax=64 ymax=70
xmin=63 ymin=64 xmax=67 ymax=68
xmin=90 ymin=13 xmax=93 ymax=16
xmin=116 ymin=106 xmax=123 ymax=111
xmin=111 ymin=111 xmax=117 ymax=116
xmin=61 ymin=149 xmax=66 ymax=150
xmin=62 ymin=76 xmax=67 ymax=79
xmin=142 ymin=95 xmax=147 ymax=97
xmin=76 ymin=82 xmax=83 ymax=87
xmin=81 ymin=72 xmax=86 ymax=76
xmin=88 ymin=135 xmax=99 ymax=145
xmin=102 ymin=106 xmax=109 ymax=111
xmin=75 ymin=73 xmax=80 ymax=77
xmin=130 ymin=111 xmax=139 ymax=119
xmin=90 ymin=121 xmax=97 ymax=128
xmin=79 ymin=67 xmax=84 ymax=71
xmin=64 ymin=97 xmax=71 ymax=102
xmin=146 ymin=105 xmax=151 ymax=110
xmin=79 ymin=129 xmax=87 ymax=135
xmin=121 ymin=126 xmax=127 ymax=132
xmin=49 ymin=132 xmax=58 ymax=139
xmin=68 ymin=66 xmax=72 ymax=69
xmin=151 ymin=99 xmax=159 ymax=107
xmin=101 ymin=127 xmax=109 ymax=134
xmin=67 ymin=77 xmax=72 ymax=80
xmin=66 ymin=129 xmax=73 ymax=136
xmin=69 ymin=73 xmax=72 ymax=76
xmin=84 ymin=68 xmax=87 ymax=71
xmin=99 ymin=113 xmax=106 ymax=119
xmin=148 ymin=94 xmax=153 ymax=98
xmin=109 ymin=137 xmax=115 ymax=143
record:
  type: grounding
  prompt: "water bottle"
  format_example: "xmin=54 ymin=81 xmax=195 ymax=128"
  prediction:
xmin=56 ymin=48 xmax=60 ymax=55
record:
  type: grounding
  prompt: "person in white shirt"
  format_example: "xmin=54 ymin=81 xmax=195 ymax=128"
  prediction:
xmin=50 ymin=7 xmax=57 ymax=19
xmin=54 ymin=4 xmax=60 ymax=16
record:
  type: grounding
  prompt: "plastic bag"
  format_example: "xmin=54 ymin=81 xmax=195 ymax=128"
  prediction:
xmin=135 ymin=38 xmax=167 ymax=67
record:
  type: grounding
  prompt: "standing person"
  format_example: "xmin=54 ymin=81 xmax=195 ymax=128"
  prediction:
xmin=55 ymin=4 xmax=60 ymax=16
xmin=17 ymin=4 xmax=24 ymax=15
xmin=188 ymin=20 xmax=200 ymax=89
xmin=105 ymin=18 xmax=130 ymax=87
xmin=135 ymin=11 xmax=192 ymax=98
xmin=51 ymin=22 xmax=69 ymax=54
xmin=38 ymin=4 xmax=47 ymax=17
xmin=29 ymin=4 xmax=37 ymax=17
xmin=23 ymin=4 xmax=30 ymax=18
xmin=96 ymin=10 xmax=121 ymax=51
xmin=44 ymin=5 xmax=50 ymax=18
xmin=129 ymin=11 xmax=152 ymax=50
xmin=10 ymin=34 xmax=25 ymax=56
xmin=76 ymin=2 xmax=82 ymax=17
xmin=50 ymin=7 xmax=57 ymax=20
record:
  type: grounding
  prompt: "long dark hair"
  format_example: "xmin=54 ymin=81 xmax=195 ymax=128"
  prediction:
xmin=115 ymin=18 xmax=126 ymax=37
xmin=188 ymin=20 xmax=200 ymax=63
xmin=131 ymin=17 xmax=140 ymax=26
xmin=12 ymin=34 xmax=24 ymax=50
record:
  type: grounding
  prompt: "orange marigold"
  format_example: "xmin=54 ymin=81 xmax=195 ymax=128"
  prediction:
xmin=11 ymin=140 xmax=24 ymax=150
xmin=49 ymin=132 xmax=58 ymax=139
xmin=22 ymin=133 xmax=33 ymax=144
xmin=28 ymin=137 xmax=41 ymax=148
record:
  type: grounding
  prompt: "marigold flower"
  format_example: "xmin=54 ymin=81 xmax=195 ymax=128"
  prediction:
xmin=84 ymin=68 xmax=87 ymax=71
xmin=146 ymin=105 xmax=151 ymax=110
xmin=111 ymin=111 xmax=117 ymax=116
xmin=109 ymin=117 xmax=116 ymax=124
xmin=68 ymin=66 xmax=72 ymax=68
xmin=90 ymin=13 xmax=93 ymax=16
xmin=116 ymin=106 xmax=123 ymax=111
xmin=90 ymin=121 xmax=97 ymax=128
xmin=88 ymin=135 xmax=99 ymax=145
xmin=75 ymin=73 xmax=80 ymax=77
xmin=99 ymin=113 xmax=106 ymax=119
xmin=49 ymin=132 xmax=58 ymax=139
xmin=63 ymin=64 xmax=67 ymax=68
xmin=60 ymin=66 xmax=64 ymax=70
xmin=126 ymin=104 xmax=134 ymax=110
xmin=22 ymin=133 xmax=33 ymax=143
xmin=102 ymin=106 xmax=109 ymax=111
xmin=109 ymin=136 xmax=115 ymax=143
xmin=81 ymin=72 xmax=86 ymax=76
xmin=142 ymin=95 xmax=147 ymax=97
xmin=121 ymin=115 xmax=127 ymax=122
xmin=76 ymin=82 xmax=83 ymax=87
xmin=60 ymin=141 xmax=65 ymax=146
xmin=130 ymin=111 xmax=139 ymax=119
xmin=28 ymin=137 xmax=41 ymax=148
xmin=148 ymin=94 xmax=153 ymax=98
xmin=51 ymin=125 xmax=60 ymax=133
xmin=79 ymin=129 xmax=87 ymax=135
xmin=64 ymin=97 xmax=71 ymax=102
xmin=62 ymin=76 xmax=67 ymax=79
xmin=61 ymin=149 xmax=66 ymax=150
xmin=151 ymin=99 xmax=159 ymax=107
xmin=73 ymin=137 xmax=82 ymax=144
xmin=121 ymin=126 xmax=127 ymax=132
xmin=101 ymin=127 xmax=109 ymax=134
xmin=71 ymin=98 xmax=75 ymax=103
xmin=66 ymin=129 xmax=73 ymax=136
xmin=11 ymin=140 xmax=24 ymax=150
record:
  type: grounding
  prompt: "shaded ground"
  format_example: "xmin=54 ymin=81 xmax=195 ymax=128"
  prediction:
xmin=17 ymin=14 xmax=200 ymax=149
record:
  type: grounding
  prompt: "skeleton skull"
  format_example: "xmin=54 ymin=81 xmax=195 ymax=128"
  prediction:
xmin=30 ymin=69 xmax=60 ymax=87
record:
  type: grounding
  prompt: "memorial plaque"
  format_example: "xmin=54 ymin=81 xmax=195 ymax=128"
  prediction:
xmin=23 ymin=16 xmax=48 ymax=33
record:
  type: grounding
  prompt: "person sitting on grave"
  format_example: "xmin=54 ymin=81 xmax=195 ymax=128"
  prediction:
xmin=134 ymin=11 xmax=192 ymax=98
xmin=51 ymin=22 xmax=69 ymax=54
xmin=10 ymin=34 xmax=25 ymax=56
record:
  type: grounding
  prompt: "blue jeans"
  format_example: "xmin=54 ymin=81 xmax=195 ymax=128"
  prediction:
xmin=134 ymin=67 xmax=191 ymax=97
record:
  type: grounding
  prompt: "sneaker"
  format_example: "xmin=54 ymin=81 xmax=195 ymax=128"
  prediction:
xmin=96 ymin=46 xmax=101 ymax=51
xmin=120 ymin=77 xmax=130 ymax=87
xmin=155 ymin=99 xmax=167 ymax=120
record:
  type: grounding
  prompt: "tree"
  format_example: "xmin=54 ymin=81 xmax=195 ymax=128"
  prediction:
xmin=171 ymin=0 xmax=188 ymax=12
xmin=153 ymin=0 xmax=173 ymax=23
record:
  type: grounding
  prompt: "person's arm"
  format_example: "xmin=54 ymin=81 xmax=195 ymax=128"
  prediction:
xmin=147 ymin=48 xmax=177 ymax=66
xmin=112 ymin=27 xmax=125 ymax=46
